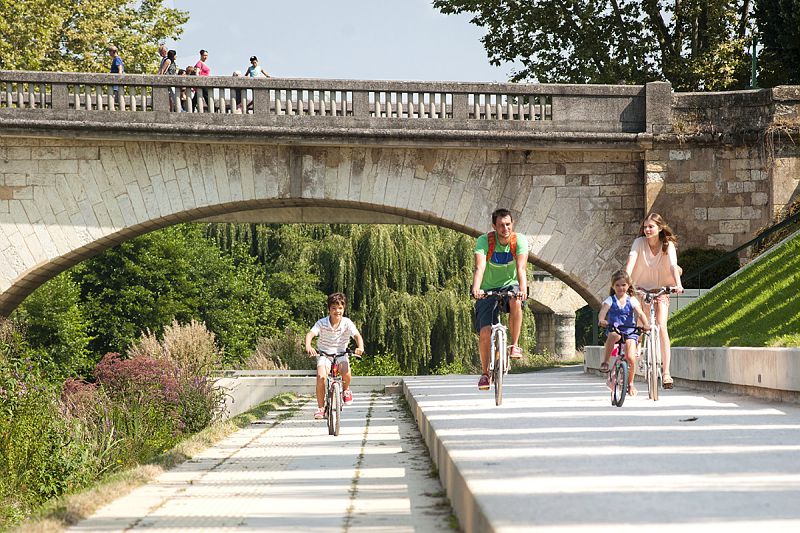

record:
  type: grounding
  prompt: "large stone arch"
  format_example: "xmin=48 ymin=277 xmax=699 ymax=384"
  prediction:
xmin=0 ymin=136 xmax=643 ymax=315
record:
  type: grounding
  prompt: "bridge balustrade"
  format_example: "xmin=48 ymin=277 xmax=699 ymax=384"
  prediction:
xmin=0 ymin=70 xmax=655 ymax=135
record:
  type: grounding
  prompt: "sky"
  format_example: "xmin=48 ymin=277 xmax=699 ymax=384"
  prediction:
xmin=167 ymin=0 xmax=515 ymax=82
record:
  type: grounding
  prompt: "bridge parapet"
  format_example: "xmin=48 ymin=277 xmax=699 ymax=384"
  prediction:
xmin=0 ymin=71 xmax=654 ymax=142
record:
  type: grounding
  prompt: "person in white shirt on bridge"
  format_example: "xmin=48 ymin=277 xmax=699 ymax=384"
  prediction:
xmin=305 ymin=292 xmax=364 ymax=419
xmin=625 ymin=213 xmax=684 ymax=389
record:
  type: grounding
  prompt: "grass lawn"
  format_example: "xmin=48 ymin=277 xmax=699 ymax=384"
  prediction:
xmin=669 ymin=232 xmax=800 ymax=347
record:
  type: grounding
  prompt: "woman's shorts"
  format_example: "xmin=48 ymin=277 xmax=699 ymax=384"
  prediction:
xmin=317 ymin=354 xmax=350 ymax=374
xmin=474 ymin=284 xmax=521 ymax=333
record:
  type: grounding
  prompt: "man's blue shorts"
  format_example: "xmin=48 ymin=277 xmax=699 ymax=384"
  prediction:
xmin=474 ymin=284 xmax=521 ymax=333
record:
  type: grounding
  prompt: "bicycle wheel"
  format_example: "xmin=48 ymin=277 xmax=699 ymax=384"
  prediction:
xmin=494 ymin=346 xmax=504 ymax=406
xmin=612 ymin=360 xmax=628 ymax=407
xmin=651 ymin=328 xmax=662 ymax=401
xmin=333 ymin=381 xmax=342 ymax=436
xmin=648 ymin=327 xmax=660 ymax=401
xmin=327 ymin=382 xmax=338 ymax=435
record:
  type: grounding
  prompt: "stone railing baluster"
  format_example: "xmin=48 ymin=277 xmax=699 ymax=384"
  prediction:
xmin=352 ymin=91 xmax=368 ymax=117
xmin=0 ymin=71 xmax=584 ymax=128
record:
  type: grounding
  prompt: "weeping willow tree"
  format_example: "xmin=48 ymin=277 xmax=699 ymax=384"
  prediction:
xmin=206 ymin=223 xmax=536 ymax=374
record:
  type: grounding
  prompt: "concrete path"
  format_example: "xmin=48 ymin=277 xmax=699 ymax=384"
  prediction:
xmin=404 ymin=367 xmax=800 ymax=533
xmin=68 ymin=393 xmax=452 ymax=533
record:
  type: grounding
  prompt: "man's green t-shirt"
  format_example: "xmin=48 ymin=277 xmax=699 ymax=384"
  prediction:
xmin=474 ymin=232 xmax=529 ymax=290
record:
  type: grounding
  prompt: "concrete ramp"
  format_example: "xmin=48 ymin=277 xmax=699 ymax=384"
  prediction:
xmin=404 ymin=367 xmax=800 ymax=532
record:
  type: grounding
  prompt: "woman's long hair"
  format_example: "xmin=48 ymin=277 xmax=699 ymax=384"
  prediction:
xmin=639 ymin=213 xmax=677 ymax=253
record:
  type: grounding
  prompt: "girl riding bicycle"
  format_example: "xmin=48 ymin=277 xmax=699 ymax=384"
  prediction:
xmin=304 ymin=292 xmax=364 ymax=419
xmin=625 ymin=213 xmax=684 ymax=388
xmin=598 ymin=270 xmax=650 ymax=396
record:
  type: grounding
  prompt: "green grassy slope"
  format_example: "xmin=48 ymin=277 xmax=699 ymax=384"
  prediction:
xmin=669 ymin=232 xmax=800 ymax=347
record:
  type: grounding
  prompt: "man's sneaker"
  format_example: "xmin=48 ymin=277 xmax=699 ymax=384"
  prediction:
xmin=314 ymin=407 xmax=324 ymax=419
xmin=478 ymin=373 xmax=490 ymax=390
xmin=509 ymin=345 xmax=523 ymax=360
xmin=343 ymin=389 xmax=353 ymax=405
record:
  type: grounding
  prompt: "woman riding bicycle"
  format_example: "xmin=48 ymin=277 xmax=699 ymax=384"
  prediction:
xmin=598 ymin=270 xmax=650 ymax=396
xmin=472 ymin=208 xmax=528 ymax=391
xmin=625 ymin=213 xmax=684 ymax=389
xmin=304 ymin=292 xmax=364 ymax=419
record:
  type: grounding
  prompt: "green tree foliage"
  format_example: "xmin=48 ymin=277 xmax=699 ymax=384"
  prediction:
xmin=211 ymin=223 xmax=536 ymax=375
xmin=0 ymin=0 xmax=188 ymax=73
xmin=71 ymin=225 xmax=285 ymax=364
xmin=433 ymin=0 xmax=754 ymax=90
xmin=12 ymin=273 xmax=93 ymax=378
xmin=755 ymin=0 xmax=800 ymax=85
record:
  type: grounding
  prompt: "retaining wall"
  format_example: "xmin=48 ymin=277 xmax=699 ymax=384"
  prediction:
xmin=584 ymin=345 xmax=800 ymax=401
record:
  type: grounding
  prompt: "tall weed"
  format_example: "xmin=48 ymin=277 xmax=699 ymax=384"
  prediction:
xmin=246 ymin=329 xmax=314 ymax=370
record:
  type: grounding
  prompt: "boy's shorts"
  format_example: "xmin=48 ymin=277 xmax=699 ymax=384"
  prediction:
xmin=317 ymin=354 xmax=350 ymax=374
xmin=474 ymin=284 xmax=521 ymax=333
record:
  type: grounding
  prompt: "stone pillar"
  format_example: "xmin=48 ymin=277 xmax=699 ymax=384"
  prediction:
xmin=553 ymin=312 xmax=577 ymax=360
xmin=533 ymin=311 xmax=555 ymax=356
xmin=645 ymin=81 xmax=672 ymax=134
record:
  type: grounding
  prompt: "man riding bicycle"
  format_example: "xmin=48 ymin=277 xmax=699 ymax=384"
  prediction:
xmin=471 ymin=208 xmax=528 ymax=390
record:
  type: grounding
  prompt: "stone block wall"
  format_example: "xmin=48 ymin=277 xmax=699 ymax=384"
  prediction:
xmin=646 ymin=144 xmax=772 ymax=249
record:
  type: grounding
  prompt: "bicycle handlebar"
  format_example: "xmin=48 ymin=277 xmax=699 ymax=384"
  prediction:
xmin=472 ymin=290 xmax=524 ymax=300
xmin=317 ymin=347 xmax=363 ymax=360
xmin=608 ymin=324 xmax=645 ymax=336
xmin=636 ymin=286 xmax=678 ymax=303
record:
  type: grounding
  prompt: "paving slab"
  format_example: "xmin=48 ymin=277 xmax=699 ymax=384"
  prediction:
xmin=404 ymin=366 xmax=800 ymax=533
xmin=68 ymin=393 xmax=451 ymax=533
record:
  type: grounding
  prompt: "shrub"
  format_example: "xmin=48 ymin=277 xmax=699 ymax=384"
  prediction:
xmin=129 ymin=319 xmax=223 ymax=377
xmin=0 ymin=351 xmax=84 ymax=528
xmin=124 ymin=321 xmax=225 ymax=435
xmin=679 ymin=248 xmax=740 ymax=289
xmin=246 ymin=329 xmax=313 ymax=371
xmin=95 ymin=352 xmax=180 ymax=404
xmin=350 ymin=352 xmax=402 ymax=376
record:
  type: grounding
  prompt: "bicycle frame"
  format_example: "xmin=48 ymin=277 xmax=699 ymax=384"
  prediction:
xmin=637 ymin=287 xmax=674 ymax=401
xmin=320 ymin=352 xmax=347 ymax=436
xmin=482 ymin=290 xmax=519 ymax=407
xmin=607 ymin=325 xmax=643 ymax=407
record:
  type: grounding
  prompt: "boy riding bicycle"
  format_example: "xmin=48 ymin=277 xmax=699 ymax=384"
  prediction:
xmin=472 ymin=208 xmax=528 ymax=390
xmin=304 ymin=292 xmax=364 ymax=419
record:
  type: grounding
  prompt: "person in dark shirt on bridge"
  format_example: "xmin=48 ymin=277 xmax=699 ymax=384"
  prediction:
xmin=471 ymin=208 xmax=528 ymax=390
xmin=108 ymin=45 xmax=124 ymax=100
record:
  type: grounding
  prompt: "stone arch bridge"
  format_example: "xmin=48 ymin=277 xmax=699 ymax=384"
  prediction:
xmin=1 ymin=71 xmax=798 ymax=355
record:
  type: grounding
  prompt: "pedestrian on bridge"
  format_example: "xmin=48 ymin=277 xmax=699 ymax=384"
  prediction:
xmin=108 ymin=45 xmax=124 ymax=99
xmin=195 ymin=49 xmax=211 ymax=110
xmin=246 ymin=56 xmax=270 ymax=78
